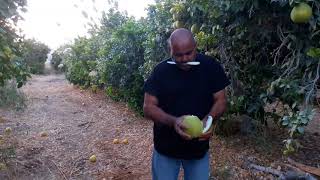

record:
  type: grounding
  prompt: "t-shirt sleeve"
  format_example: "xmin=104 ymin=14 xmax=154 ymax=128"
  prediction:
xmin=143 ymin=68 xmax=160 ymax=97
xmin=210 ymin=63 xmax=230 ymax=93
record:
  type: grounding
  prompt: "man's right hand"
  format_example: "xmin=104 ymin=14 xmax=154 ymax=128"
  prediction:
xmin=173 ymin=116 xmax=192 ymax=140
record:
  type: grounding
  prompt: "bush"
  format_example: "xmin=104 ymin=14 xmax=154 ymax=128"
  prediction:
xmin=0 ymin=0 xmax=30 ymax=88
xmin=0 ymin=81 xmax=27 ymax=111
xmin=21 ymin=39 xmax=50 ymax=74
xmin=55 ymin=0 xmax=320 ymax=153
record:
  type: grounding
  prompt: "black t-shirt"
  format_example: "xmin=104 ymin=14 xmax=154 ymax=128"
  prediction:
xmin=144 ymin=53 xmax=230 ymax=159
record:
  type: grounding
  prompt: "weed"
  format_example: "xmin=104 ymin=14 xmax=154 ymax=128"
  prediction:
xmin=0 ymin=81 xmax=27 ymax=111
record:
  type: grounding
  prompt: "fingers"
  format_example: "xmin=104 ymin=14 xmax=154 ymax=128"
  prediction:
xmin=178 ymin=121 xmax=188 ymax=130
xmin=199 ymin=132 xmax=212 ymax=141
xmin=198 ymin=125 xmax=214 ymax=141
xmin=174 ymin=117 xmax=192 ymax=140
xmin=176 ymin=127 xmax=192 ymax=140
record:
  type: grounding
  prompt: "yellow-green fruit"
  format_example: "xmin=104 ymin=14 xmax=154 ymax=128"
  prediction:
xmin=89 ymin=155 xmax=97 ymax=163
xmin=122 ymin=138 xmax=128 ymax=144
xmin=0 ymin=163 xmax=7 ymax=170
xmin=40 ymin=131 xmax=48 ymax=137
xmin=183 ymin=115 xmax=203 ymax=138
xmin=191 ymin=24 xmax=200 ymax=34
xmin=113 ymin=138 xmax=120 ymax=144
xmin=91 ymin=85 xmax=98 ymax=93
xmin=173 ymin=21 xmax=184 ymax=29
xmin=4 ymin=127 xmax=12 ymax=135
xmin=290 ymin=3 xmax=312 ymax=23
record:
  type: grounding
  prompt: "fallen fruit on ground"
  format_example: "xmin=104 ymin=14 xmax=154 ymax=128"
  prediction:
xmin=91 ymin=85 xmax=98 ymax=93
xmin=0 ymin=163 xmax=7 ymax=170
xmin=290 ymin=3 xmax=312 ymax=23
xmin=113 ymin=138 xmax=120 ymax=144
xmin=122 ymin=138 xmax=128 ymax=144
xmin=40 ymin=131 xmax=48 ymax=137
xmin=4 ymin=127 xmax=12 ymax=135
xmin=183 ymin=115 xmax=203 ymax=138
xmin=89 ymin=155 xmax=97 ymax=163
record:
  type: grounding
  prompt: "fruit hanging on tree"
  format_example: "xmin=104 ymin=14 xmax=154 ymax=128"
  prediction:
xmin=290 ymin=3 xmax=313 ymax=23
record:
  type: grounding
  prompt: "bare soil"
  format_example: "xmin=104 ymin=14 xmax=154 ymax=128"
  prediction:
xmin=0 ymin=74 xmax=319 ymax=180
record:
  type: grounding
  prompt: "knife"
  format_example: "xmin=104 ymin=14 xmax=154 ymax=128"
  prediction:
xmin=202 ymin=116 xmax=213 ymax=133
xmin=167 ymin=61 xmax=200 ymax=65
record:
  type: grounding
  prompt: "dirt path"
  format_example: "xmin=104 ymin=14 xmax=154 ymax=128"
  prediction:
xmin=0 ymin=75 xmax=153 ymax=179
xmin=0 ymin=74 xmax=319 ymax=180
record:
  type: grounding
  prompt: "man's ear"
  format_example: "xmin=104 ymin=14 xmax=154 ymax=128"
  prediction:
xmin=166 ymin=38 xmax=172 ymax=55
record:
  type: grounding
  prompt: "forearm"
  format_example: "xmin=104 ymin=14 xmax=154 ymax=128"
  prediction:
xmin=208 ymin=98 xmax=227 ymax=120
xmin=143 ymin=104 xmax=176 ymax=127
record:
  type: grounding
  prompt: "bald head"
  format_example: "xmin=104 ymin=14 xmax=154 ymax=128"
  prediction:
xmin=168 ymin=28 xmax=197 ymax=71
xmin=169 ymin=28 xmax=196 ymax=49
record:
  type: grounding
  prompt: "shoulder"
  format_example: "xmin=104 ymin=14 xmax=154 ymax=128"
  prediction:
xmin=152 ymin=58 xmax=171 ymax=74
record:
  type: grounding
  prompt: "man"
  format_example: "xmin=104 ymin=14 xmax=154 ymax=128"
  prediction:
xmin=143 ymin=28 xmax=230 ymax=180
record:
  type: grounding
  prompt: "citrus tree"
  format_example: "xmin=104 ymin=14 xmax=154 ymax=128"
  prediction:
xmin=63 ymin=37 xmax=97 ymax=87
xmin=21 ymin=39 xmax=50 ymax=74
xmin=175 ymin=0 xmax=320 ymax=153
xmin=58 ymin=0 xmax=320 ymax=153
xmin=141 ymin=1 xmax=173 ymax=79
xmin=0 ymin=0 xmax=30 ymax=87
xmin=143 ymin=0 xmax=320 ymax=152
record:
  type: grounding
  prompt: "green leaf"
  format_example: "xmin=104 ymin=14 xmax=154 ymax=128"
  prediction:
xmin=297 ymin=127 xmax=304 ymax=134
xmin=306 ymin=47 xmax=320 ymax=58
xmin=301 ymin=118 xmax=308 ymax=124
xmin=282 ymin=120 xmax=289 ymax=126
xmin=291 ymin=102 xmax=297 ymax=109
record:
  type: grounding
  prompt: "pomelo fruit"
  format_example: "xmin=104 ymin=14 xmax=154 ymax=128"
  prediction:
xmin=173 ymin=21 xmax=184 ymax=29
xmin=4 ymin=127 xmax=12 ymax=135
xmin=122 ymin=138 xmax=128 ymax=144
xmin=191 ymin=24 xmax=200 ymax=34
xmin=183 ymin=115 xmax=203 ymax=138
xmin=40 ymin=131 xmax=48 ymax=137
xmin=113 ymin=139 xmax=120 ymax=144
xmin=89 ymin=155 xmax=97 ymax=163
xmin=290 ymin=3 xmax=312 ymax=23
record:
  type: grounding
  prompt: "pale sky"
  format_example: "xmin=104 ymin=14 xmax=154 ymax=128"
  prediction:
xmin=18 ymin=0 xmax=154 ymax=49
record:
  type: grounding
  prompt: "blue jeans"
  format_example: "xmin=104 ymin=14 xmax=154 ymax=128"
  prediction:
xmin=152 ymin=149 xmax=209 ymax=180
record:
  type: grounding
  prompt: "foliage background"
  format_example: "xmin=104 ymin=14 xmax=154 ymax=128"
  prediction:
xmin=0 ymin=0 xmax=29 ymax=87
xmin=1 ymin=0 xmax=51 ymax=110
xmin=2 ymin=0 xmax=319 ymax=152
